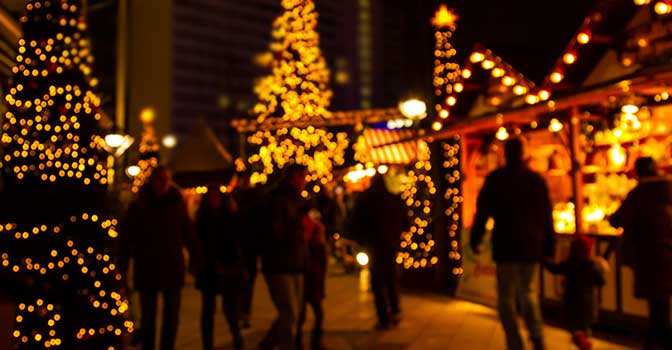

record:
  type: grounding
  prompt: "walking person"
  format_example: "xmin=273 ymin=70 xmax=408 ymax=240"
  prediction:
xmin=296 ymin=209 xmax=329 ymax=350
xmin=259 ymin=165 xmax=310 ymax=350
xmin=544 ymin=235 xmax=606 ymax=350
xmin=195 ymin=187 xmax=246 ymax=350
xmin=119 ymin=166 xmax=201 ymax=350
xmin=471 ymin=138 xmax=556 ymax=350
xmin=351 ymin=175 xmax=407 ymax=330
xmin=609 ymin=157 xmax=672 ymax=350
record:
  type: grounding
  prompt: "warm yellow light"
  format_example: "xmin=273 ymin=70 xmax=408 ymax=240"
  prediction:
xmin=621 ymin=104 xmax=639 ymax=114
xmin=481 ymin=59 xmax=495 ymax=70
xmin=104 ymin=134 xmax=125 ymax=148
xmin=139 ymin=108 xmax=155 ymax=123
xmin=125 ymin=165 xmax=140 ymax=177
xmin=161 ymin=134 xmax=178 ymax=149
xmin=513 ymin=85 xmax=527 ymax=95
xmin=525 ymin=94 xmax=540 ymax=104
xmin=538 ymin=89 xmax=551 ymax=101
xmin=432 ymin=121 xmax=443 ymax=131
xmin=439 ymin=109 xmax=450 ymax=119
xmin=496 ymin=127 xmax=509 ymax=141
xmin=502 ymin=76 xmax=516 ymax=86
xmin=377 ymin=165 xmax=389 ymax=174
xmin=469 ymin=52 xmax=485 ymax=63
xmin=549 ymin=118 xmax=564 ymax=133
xmin=431 ymin=5 xmax=459 ymax=28
xmin=491 ymin=67 xmax=505 ymax=78
xmin=550 ymin=71 xmax=564 ymax=83
xmin=563 ymin=52 xmax=577 ymax=64
xmin=399 ymin=99 xmax=427 ymax=120
xmin=609 ymin=144 xmax=627 ymax=168
xmin=656 ymin=1 xmax=672 ymax=14
xmin=461 ymin=68 xmax=472 ymax=79
xmin=634 ymin=0 xmax=650 ymax=5
xmin=577 ymin=31 xmax=591 ymax=44
xmin=446 ymin=96 xmax=457 ymax=106
xmin=454 ymin=83 xmax=464 ymax=93
xmin=356 ymin=252 xmax=369 ymax=266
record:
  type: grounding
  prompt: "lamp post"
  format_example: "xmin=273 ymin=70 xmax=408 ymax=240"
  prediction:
xmin=103 ymin=132 xmax=134 ymax=192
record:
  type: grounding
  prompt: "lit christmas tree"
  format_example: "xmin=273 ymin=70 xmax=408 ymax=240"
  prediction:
xmin=130 ymin=109 xmax=159 ymax=193
xmin=0 ymin=0 xmax=131 ymax=348
xmin=248 ymin=0 xmax=348 ymax=185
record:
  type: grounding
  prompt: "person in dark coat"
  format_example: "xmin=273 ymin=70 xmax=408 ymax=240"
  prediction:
xmin=259 ymin=165 xmax=310 ymax=350
xmin=609 ymin=157 xmax=672 ymax=350
xmin=471 ymin=138 xmax=556 ymax=350
xmin=351 ymin=174 xmax=407 ymax=330
xmin=195 ymin=187 xmax=246 ymax=350
xmin=296 ymin=210 xmax=328 ymax=350
xmin=119 ymin=166 xmax=200 ymax=350
xmin=544 ymin=235 xmax=606 ymax=350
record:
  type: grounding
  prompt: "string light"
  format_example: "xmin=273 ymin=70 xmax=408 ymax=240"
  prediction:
xmin=247 ymin=0 xmax=349 ymax=184
xmin=442 ymin=141 xmax=462 ymax=275
xmin=131 ymin=112 xmax=159 ymax=193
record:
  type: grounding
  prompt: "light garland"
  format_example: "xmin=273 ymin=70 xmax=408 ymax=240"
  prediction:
xmin=442 ymin=141 xmax=463 ymax=276
xmin=397 ymin=141 xmax=438 ymax=269
xmin=0 ymin=0 xmax=108 ymax=186
xmin=131 ymin=111 xmax=159 ymax=193
xmin=248 ymin=0 xmax=348 ymax=184
xmin=431 ymin=4 xmax=460 ymax=131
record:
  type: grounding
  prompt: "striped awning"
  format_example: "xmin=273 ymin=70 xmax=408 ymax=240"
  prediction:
xmin=362 ymin=128 xmax=418 ymax=165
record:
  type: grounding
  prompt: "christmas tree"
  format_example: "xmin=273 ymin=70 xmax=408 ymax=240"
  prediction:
xmin=0 ymin=1 xmax=131 ymax=348
xmin=248 ymin=0 xmax=348 ymax=186
xmin=130 ymin=109 xmax=159 ymax=193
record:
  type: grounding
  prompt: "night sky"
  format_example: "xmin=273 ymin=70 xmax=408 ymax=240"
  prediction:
xmin=448 ymin=0 xmax=599 ymax=82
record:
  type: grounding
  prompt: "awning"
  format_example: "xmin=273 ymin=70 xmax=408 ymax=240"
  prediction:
xmin=362 ymin=128 xmax=418 ymax=165
xmin=168 ymin=121 xmax=234 ymax=187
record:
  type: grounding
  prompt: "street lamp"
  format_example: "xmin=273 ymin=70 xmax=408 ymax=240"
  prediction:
xmin=399 ymin=99 xmax=427 ymax=120
xmin=162 ymin=134 xmax=178 ymax=149
xmin=125 ymin=165 xmax=141 ymax=177
xmin=104 ymin=133 xmax=125 ymax=149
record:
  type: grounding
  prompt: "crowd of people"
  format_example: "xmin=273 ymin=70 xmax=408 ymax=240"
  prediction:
xmin=2 ymin=138 xmax=672 ymax=350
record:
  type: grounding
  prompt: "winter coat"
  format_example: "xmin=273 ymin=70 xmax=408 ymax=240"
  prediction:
xmin=545 ymin=258 xmax=605 ymax=330
xmin=303 ymin=216 xmax=327 ymax=302
xmin=351 ymin=180 xmax=407 ymax=270
xmin=261 ymin=186 xmax=309 ymax=275
xmin=120 ymin=186 xmax=199 ymax=291
xmin=471 ymin=163 xmax=556 ymax=262
xmin=195 ymin=195 xmax=246 ymax=292
xmin=609 ymin=176 xmax=672 ymax=298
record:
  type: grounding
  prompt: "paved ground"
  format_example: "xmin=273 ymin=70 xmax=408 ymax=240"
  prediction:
xmin=133 ymin=267 xmax=638 ymax=350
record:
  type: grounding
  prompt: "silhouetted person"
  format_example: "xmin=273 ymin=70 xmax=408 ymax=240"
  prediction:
xmin=234 ymin=174 xmax=264 ymax=329
xmin=296 ymin=210 xmax=328 ymax=350
xmin=196 ymin=188 xmax=245 ymax=350
xmin=119 ymin=167 xmax=200 ymax=350
xmin=544 ymin=235 xmax=606 ymax=350
xmin=610 ymin=157 xmax=672 ymax=350
xmin=352 ymin=175 xmax=406 ymax=330
xmin=259 ymin=165 xmax=310 ymax=350
xmin=471 ymin=138 xmax=555 ymax=350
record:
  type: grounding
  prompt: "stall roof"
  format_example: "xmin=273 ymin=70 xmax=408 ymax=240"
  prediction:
xmin=363 ymin=128 xmax=419 ymax=165
xmin=168 ymin=121 xmax=234 ymax=187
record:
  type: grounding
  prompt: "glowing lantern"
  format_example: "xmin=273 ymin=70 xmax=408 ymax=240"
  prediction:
xmin=496 ymin=127 xmax=509 ymax=141
xmin=549 ymin=118 xmax=564 ymax=133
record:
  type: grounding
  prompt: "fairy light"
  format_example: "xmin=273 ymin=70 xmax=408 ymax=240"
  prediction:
xmin=0 ymin=1 xmax=131 ymax=348
xmin=131 ymin=112 xmax=159 ymax=193
xmin=442 ymin=141 xmax=462 ymax=275
xmin=248 ymin=0 xmax=349 ymax=184
xmin=432 ymin=4 xmax=460 ymax=126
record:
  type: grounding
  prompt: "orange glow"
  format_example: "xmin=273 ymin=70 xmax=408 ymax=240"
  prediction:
xmin=461 ymin=68 xmax=472 ymax=79
xmin=481 ymin=59 xmax=495 ymax=70
xmin=502 ymin=76 xmax=516 ymax=86
xmin=655 ymin=1 xmax=672 ymax=14
xmin=563 ymin=52 xmax=577 ymax=64
xmin=577 ymin=31 xmax=591 ymax=45
xmin=432 ymin=121 xmax=443 ymax=131
xmin=513 ymin=85 xmax=527 ymax=95
xmin=634 ymin=0 xmax=650 ymax=4
xmin=431 ymin=5 xmax=459 ymax=28
xmin=538 ymin=89 xmax=550 ymax=101
xmin=550 ymin=71 xmax=564 ymax=83
xmin=470 ymin=52 xmax=485 ymax=63
xmin=439 ymin=109 xmax=449 ymax=119
xmin=491 ymin=67 xmax=505 ymax=78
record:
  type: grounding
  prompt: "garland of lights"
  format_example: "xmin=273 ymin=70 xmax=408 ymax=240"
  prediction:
xmin=433 ymin=5 xmax=463 ymax=275
xmin=131 ymin=112 xmax=159 ymax=193
xmin=248 ymin=0 xmax=348 ymax=185
xmin=0 ymin=1 xmax=131 ymax=348
xmin=398 ymin=141 xmax=438 ymax=269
